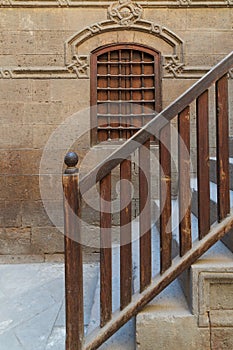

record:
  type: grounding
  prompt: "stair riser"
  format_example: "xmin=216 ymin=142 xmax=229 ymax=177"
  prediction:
xmin=137 ymin=241 xmax=233 ymax=350
xmin=191 ymin=190 xmax=233 ymax=252
xmin=209 ymin=159 xmax=233 ymax=190
xmin=229 ymin=137 xmax=233 ymax=158
xmin=191 ymin=190 xmax=217 ymax=225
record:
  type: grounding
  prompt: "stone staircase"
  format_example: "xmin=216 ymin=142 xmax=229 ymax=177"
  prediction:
xmin=136 ymin=138 xmax=233 ymax=350
xmin=77 ymin=138 xmax=233 ymax=350
xmin=136 ymin=239 xmax=233 ymax=350
xmin=70 ymin=136 xmax=233 ymax=350
xmin=84 ymin=222 xmax=233 ymax=350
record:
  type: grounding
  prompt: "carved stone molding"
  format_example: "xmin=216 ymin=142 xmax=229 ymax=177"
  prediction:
xmin=0 ymin=67 xmax=77 ymax=79
xmin=0 ymin=64 xmax=212 ymax=79
xmin=229 ymin=68 xmax=233 ymax=79
xmin=65 ymin=19 xmax=184 ymax=67
xmin=0 ymin=0 xmax=232 ymax=7
xmin=0 ymin=17 xmax=229 ymax=80
xmin=177 ymin=0 xmax=192 ymax=5
xmin=108 ymin=0 xmax=143 ymax=26
xmin=0 ymin=69 xmax=13 ymax=79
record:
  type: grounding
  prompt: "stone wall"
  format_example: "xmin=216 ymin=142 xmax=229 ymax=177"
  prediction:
xmin=0 ymin=2 xmax=232 ymax=261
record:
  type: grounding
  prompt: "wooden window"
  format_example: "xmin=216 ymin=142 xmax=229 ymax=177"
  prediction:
xmin=90 ymin=44 xmax=162 ymax=145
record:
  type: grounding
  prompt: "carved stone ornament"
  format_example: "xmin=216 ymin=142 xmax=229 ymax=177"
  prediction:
xmin=163 ymin=55 xmax=185 ymax=77
xmin=67 ymin=55 xmax=89 ymax=78
xmin=177 ymin=0 xmax=192 ymax=5
xmin=0 ymin=69 xmax=12 ymax=78
xmin=108 ymin=0 xmax=143 ymax=26
xmin=229 ymin=68 xmax=233 ymax=79
xmin=0 ymin=0 xmax=12 ymax=4
xmin=57 ymin=0 xmax=70 ymax=5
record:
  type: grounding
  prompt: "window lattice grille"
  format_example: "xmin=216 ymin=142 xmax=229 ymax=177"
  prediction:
xmin=91 ymin=45 xmax=161 ymax=143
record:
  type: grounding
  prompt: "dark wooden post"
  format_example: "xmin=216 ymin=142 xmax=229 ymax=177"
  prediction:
xmin=63 ymin=152 xmax=84 ymax=350
xmin=196 ymin=90 xmax=210 ymax=239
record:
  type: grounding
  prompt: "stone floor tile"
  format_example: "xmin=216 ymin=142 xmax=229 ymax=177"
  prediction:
xmin=0 ymin=263 xmax=99 ymax=350
xmin=0 ymin=330 xmax=24 ymax=350
xmin=54 ymin=299 xmax=65 ymax=327
xmin=0 ymin=263 xmax=64 ymax=299
xmin=14 ymin=302 xmax=61 ymax=350
xmin=43 ymin=277 xmax=64 ymax=303
xmin=45 ymin=326 xmax=65 ymax=350
xmin=0 ymin=289 xmax=56 ymax=335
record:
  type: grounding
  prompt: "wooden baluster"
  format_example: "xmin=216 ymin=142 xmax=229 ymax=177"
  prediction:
xmin=160 ymin=123 xmax=172 ymax=273
xmin=216 ymin=74 xmax=230 ymax=221
xmin=178 ymin=107 xmax=192 ymax=256
xmin=120 ymin=158 xmax=132 ymax=309
xmin=63 ymin=152 xmax=84 ymax=350
xmin=100 ymin=173 xmax=112 ymax=326
xmin=197 ymin=90 xmax=210 ymax=239
xmin=139 ymin=139 xmax=151 ymax=291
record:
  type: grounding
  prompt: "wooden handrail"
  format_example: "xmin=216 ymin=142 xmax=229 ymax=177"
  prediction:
xmin=79 ymin=51 xmax=233 ymax=195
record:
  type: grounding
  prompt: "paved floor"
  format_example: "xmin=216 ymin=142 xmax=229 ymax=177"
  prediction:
xmin=0 ymin=263 xmax=99 ymax=350
xmin=0 ymin=261 xmax=135 ymax=350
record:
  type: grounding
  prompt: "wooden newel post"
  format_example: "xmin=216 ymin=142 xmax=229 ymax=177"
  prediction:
xmin=63 ymin=151 xmax=84 ymax=350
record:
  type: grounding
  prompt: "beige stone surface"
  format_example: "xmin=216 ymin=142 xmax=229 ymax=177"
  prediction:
xmin=137 ymin=314 xmax=210 ymax=350
xmin=31 ymin=226 xmax=64 ymax=254
xmin=0 ymin=254 xmax=45 ymax=264
xmin=0 ymin=4 xmax=232 ymax=258
xmin=210 ymin=282 xmax=233 ymax=310
xmin=0 ymin=227 xmax=31 ymax=255
xmin=211 ymin=328 xmax=233 ymax=350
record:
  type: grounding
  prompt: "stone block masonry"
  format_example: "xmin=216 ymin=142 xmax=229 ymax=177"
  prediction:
xmin=0 ymin=3 xmax=232 ymax=260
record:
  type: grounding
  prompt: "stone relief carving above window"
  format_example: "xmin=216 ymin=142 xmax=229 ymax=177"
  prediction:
xmin=0 ymin=0 xmax=231 ymax=80
xmin=108 ymin=0 xmax=143 ymax=26
xmin=65 ymin=19 xmax=184 ymax=69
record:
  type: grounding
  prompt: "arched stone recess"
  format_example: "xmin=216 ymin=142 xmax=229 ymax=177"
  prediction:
xmin=65 ymin=19 xmax=185 ymax=78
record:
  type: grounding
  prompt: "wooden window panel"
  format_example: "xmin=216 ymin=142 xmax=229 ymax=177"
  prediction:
xmin=91 ymin=44 xmax=161 ymax=144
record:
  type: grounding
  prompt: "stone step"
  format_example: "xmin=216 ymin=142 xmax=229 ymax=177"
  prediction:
xmin=229 ymin=136 xmax=233 ymax=158
xmin=136 ymin=279 xmax=210 ymax=350
xmin=191 ymin=178 xmax=233 ymax=252
xmin=191 ymin=178 xmax=233 ymax=222
xmin=87 ymin=187 xmax=233 ymax=349
xmin=209 ymin=157 xmax=233 ymax=190
xmin=137 ymin=240 xmax=233 ymax=350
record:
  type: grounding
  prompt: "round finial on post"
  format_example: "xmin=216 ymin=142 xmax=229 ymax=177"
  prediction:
xmin=64 ymin=151 xmax=79 ymax=174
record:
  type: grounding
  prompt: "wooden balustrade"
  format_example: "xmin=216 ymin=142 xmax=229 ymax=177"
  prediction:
xmin=63 ymin=51 xmax=233 ymax=350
